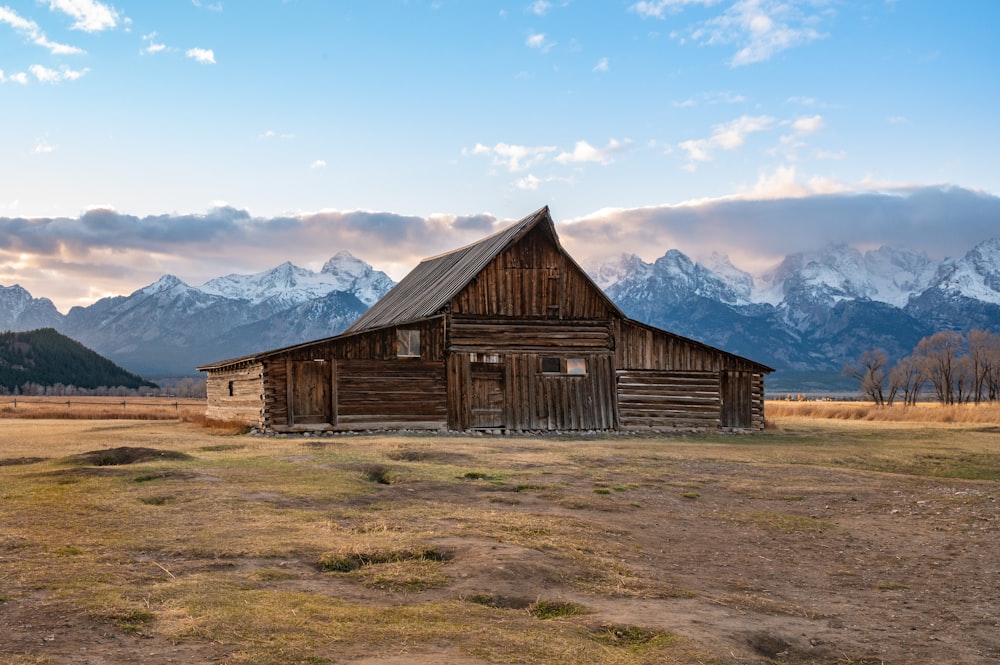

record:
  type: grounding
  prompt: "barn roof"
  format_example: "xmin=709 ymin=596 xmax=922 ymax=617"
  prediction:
xmin=344 ymin=206 xmax=621 ymax=333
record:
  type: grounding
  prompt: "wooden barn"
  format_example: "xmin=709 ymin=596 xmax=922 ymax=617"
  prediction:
xmin=198 ymin=207 xmax=772 ymax=432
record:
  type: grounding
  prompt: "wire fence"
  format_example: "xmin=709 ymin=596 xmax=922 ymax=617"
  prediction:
xmin=0 ymin=397 xmax=206 ymax=420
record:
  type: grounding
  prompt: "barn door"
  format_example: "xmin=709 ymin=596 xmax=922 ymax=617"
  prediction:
xmin=469 ymin=362 xmax=505 ymax=429
xmin=288 ymin=360 xmax=333 ymax=427
xmin=720 ymin=370 xmax=752 ymax=428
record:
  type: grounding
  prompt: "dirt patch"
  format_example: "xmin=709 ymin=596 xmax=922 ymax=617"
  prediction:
xmin=63 ymin=446 xmax=193 ymax=466
xmin=0 ymin=456 xmax=47 ymax=466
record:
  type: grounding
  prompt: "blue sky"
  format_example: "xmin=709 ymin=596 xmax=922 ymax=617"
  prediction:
xmin=2 ymin=0 xmax=999 ymax=311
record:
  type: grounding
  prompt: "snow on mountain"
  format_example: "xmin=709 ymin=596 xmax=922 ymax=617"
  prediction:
xmin=0 ymin=284 xmax=63 ymax=331
xmin=703 ymin=252 xmax=754 ymax=304
xmin=861 ymin=246 xmax=938 ymax=307
xmin=586 ymin=253 xmax=650 ymax=291
xmin=200 ymin=252 xmax=393 ymax=307
xmin=320 ymin=250 xmax=396 ymax=306
xmin=924 ymin=238 xmax=1000 ymax=304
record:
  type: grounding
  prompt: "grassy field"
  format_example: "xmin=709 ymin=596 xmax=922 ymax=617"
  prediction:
xmin=1 ymin=404 xmax=998 ymax=664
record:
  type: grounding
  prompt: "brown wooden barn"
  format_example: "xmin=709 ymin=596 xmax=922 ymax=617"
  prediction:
xmin=198 ymin=207 xmax=772 ymax=432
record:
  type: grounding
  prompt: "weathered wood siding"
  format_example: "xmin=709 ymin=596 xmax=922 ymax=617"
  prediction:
xmin=616 ymin=320 xmax=767 ymax=430
xmin=617 ymin=370 xmax=721 ymax=429
xmin=446 ymin=317 xmax=616 ymax=431
xmin=335 ymin=359 xmax=447 ymax=430
xmin=204 ymin=361 xmax=264 ymax=426
xmin=260 ymin=318 xmax=447 ymax=431
xmin=450 ymin=225 xmax=613 ymax=320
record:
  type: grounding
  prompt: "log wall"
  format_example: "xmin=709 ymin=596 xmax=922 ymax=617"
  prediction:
xmin=259 ymin=318 xmax=447 ymax=431
xmin=204 ymin=362 xmax=264 ymax=426
xmin=617 ymin=370 xmax=721 ymax=429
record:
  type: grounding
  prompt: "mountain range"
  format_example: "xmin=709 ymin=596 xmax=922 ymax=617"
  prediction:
xmin=3 ymin=240 xmax=1000 ymax=391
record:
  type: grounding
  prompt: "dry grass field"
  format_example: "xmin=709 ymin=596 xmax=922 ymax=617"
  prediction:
xmin=1 ymin=402 xmax=998 ymax=664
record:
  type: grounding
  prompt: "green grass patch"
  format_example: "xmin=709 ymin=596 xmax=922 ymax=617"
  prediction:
xmin=528 ymin=599 xmax=588 ymax=619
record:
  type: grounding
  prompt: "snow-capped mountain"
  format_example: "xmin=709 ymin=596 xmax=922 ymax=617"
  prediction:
xmin=200 ymin=251 xmax=392 ymax=308
xmin=591 ymin=238 xmax=1000 ymax=386
xmin=24 ymin=254 xmax=395 ymax=376
xmin=0 ymin=284 xmax=63 ymax=331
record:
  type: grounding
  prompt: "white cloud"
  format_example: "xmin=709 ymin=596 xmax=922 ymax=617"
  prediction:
xmin=516 ymin=174 xmax=541 ymax=190
xmin=192 ymin=0 xmax=224 ymax=10
xmin=556 ymin=138 xmax=632 ymax=165
xmin=0 ymin=6 xmax=85 ymax=54
xmin=141 ymin=32 xmax=166 ymax=54
xmin=630 ymin=0 xmax=717 ymax=19
xmin=678 ymin=114 xmax=775 ymax=166
xmin=30 ymin=64 xmax=89 ymax=83
xmin=888 ymin=115 xmax=909 ymax=124
xmin=48 ymin=0 xmax=120 ymax=32
xmin=309 ymin=160 xmax=327 ymax=169
xmin=258 ymin=130 xmax=295 ymax=140
xmin=593 ymin=57 xmax=609 ymax=72
xmin=9 ymin=71 xmax=29 ymax=84
xmin=778 ymin=113 xmax=823 ymax=144
xmin=186 ymin=47 xmax=216 ymax=64
xmin=696 ymin=0 xmax=827 ymax=66
xmin=525 ymin=32 xmax=555 ymax=52
xmin=528 ymin=1 xmax=551 ymax=15
xmin=466 ymin=142 xmax=557 ymax=172
xmin=638 ymin=0 xmax=828 ymax=66
xmin=33 ymin=139 xmax=56 ymax=154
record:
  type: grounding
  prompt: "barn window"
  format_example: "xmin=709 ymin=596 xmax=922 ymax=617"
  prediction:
xmin=540 ymin=357 xmax=561 ymax=373
xmin=227 ymin=381 xmax=235 ymax=396
xmin=540 ymin=357 xmax=587 ymax=375
xmin=397 ymin=329 xmax=421 ymax=357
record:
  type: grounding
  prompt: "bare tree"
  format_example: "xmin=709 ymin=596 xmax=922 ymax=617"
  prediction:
xmin=843 ymin=349 xmax=890 ymax=405
xmin=967 ymin=329 xmax=1000 ymax=404
xmin=889 ymin=355 xmax=926 ymax=406
xmin=913 ymin=331 xmax=965 ymax=405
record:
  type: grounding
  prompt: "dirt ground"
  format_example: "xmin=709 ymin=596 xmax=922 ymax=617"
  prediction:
xmin=1 ymin=423 xmax=998 ymax=664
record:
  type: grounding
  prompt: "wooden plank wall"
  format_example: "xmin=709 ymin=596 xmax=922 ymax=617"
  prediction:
xmin=449 ymin=317 xmax=612 ymax=352
xmin=204 ymin=362 xmax=265 ymax=426
xmin=617 ymin=370 xmax=721 ymax=429
xmin=515 ymin=353 xmax=617 ymax=431
xmin=616 ymin=319 xmax=765 ymax=373
xmin=447 ymin=316 xmax=617 ymax=431
xmin=260 ymin=318 xmax=446 ymax=431
xmin=450 ymin=225 xmax=612 ymax=320
xmin=336 ymin=359 xmax=447 ymax=430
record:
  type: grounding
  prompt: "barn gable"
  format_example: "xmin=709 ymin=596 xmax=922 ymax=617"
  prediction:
xmin=199 ymin=206 xmax=772 ymax=433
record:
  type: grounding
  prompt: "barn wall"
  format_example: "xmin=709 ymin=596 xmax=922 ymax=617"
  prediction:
xmin=204 ymin=362 xmax=264 ymax=426
xmin=616 ymin=370 xmax=721 ymax=429
xmin=261 ymin=318 xmax=446 ymax=431
xmin=336 ymin=359 xmax=447 ymax=430
xmin=450 ymin=225 xmax=613 ymax=320
xmin=446 ymin=317 xmax=617 ymax=431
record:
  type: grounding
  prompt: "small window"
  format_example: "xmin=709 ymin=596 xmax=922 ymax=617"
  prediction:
xmin=397 ymin=329 xmax=421 ymax=358
xmin=540 ymin=357 xmax=587 ymax=375
xmin=541 ymin=357 xmax=562 ymax=373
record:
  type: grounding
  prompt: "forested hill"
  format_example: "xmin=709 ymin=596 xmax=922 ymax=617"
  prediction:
xmin=0 ymin=328 xmax=158 ymax=392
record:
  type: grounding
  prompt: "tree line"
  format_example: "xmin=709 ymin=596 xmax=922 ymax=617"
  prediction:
xmin=844 ymin=330 xmax=1000 ymax=406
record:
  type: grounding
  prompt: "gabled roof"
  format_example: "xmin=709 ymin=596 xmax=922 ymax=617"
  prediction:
xmin=345 ymin=206 xmax=609 ymax=333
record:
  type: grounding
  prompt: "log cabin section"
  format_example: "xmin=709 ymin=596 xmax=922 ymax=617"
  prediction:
xmin=198 ymin=206 xmax=773 ymax=433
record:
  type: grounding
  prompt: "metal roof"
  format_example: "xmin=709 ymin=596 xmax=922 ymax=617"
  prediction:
xmin=345 ymin=205 xmax=556 ymax=333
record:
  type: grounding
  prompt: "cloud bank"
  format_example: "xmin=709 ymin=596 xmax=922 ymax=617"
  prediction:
xmin=1 ymin=186 xmax=998 ymax=312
